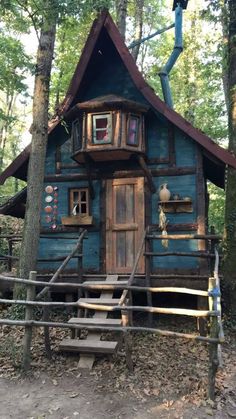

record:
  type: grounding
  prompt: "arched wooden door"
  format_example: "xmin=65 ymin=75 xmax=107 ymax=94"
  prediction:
xmin=106 ymin=177 xmax=144 ymax=273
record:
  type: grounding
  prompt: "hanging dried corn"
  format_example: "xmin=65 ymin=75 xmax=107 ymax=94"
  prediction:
xmin=159 ymin=205 xmax=168 ymax=248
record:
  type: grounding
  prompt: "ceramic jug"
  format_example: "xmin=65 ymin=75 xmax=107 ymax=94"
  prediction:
xmin=159 ymin=183 xmax=171 ymax=202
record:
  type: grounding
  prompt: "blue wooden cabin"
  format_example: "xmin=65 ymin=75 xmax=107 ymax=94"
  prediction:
xmin=1 ymin=11 xmax=236 ymax=293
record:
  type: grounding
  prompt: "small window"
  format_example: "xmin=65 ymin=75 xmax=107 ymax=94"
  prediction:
xmin=127 ymin=116 xmax=139 ymax=146
xmin=71 ymin=119 xmax=82 ymax=152
xmin=92 ymin=114 xmax=112 ymax=144
xmin=69 ymin=188 xmax=89 ymax=216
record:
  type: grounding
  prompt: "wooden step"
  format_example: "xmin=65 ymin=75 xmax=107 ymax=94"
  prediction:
xmin=68 ymin=317 xmax=122 ymax=327
xmin=84 ymin=280 xmax=127 ymax=286
xmin=78 ymin=298 xmax=120 ymax=306
xmin=59 ymin=339 xmax=118 ymax=354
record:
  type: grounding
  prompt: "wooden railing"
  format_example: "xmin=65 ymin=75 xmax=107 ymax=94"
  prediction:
xmin=0 ymin=228 xmax=224 ymax=400
xmin=0 ymin=232 xmax=88 ymax=271
xmin=0 ymin=235 xmax=21 ymax=270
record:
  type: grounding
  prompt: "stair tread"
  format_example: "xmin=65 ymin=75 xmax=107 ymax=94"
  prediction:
xmin=84 ymin=280 xmax=127 ymax=286
xmin=68 ymin=317 xmax=122 ymax=326
xmin=78 ymin=298 xmax=120 ymax=305
xmin=59 ymin=339 xmax=118 ymax=354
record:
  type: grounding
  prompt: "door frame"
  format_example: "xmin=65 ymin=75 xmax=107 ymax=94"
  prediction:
xmin=105 ymin=177 xmax=145 ymax=274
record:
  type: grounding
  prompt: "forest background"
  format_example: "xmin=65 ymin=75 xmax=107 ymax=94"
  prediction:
xmin=2 ymin=0 xmax=236 ymax=312
xmin=0 ymin=0 xmax=226 ymax=232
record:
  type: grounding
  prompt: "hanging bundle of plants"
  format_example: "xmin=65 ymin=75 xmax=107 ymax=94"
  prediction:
xmin=159 ymin=205 xmax=168 ymax=248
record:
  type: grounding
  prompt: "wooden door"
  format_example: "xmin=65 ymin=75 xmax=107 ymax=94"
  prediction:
xmin=106 ymin=177 xmax=144 ymax=273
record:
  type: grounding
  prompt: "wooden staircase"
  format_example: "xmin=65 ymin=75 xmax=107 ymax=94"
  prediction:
xmin=59 ymin=274 xmax=127 ymax=368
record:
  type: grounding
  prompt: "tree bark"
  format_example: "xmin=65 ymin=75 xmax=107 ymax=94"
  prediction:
xmin=116 ymin=0 xmax=128 ymax=40
xmin=131 ymin=0 xmax=144 ymax=63
xmin=224 ymin=0 xmax=236 ymax=319
xmin=19 ymin=3 xmax=57 ymax=280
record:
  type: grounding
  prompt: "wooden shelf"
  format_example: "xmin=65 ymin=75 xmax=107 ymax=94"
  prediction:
xmin=61 ymin=215 xmax=93 ymax=225
xmin=158 ymin=200 xmax=193 ymax=213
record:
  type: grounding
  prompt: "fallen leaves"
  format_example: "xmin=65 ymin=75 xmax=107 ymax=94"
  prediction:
xmin=0 ymin=312 xmax=235 ymax=419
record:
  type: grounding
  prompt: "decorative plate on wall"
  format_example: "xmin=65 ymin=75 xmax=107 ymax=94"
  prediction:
xmin=45 ymin=195 xmax=53 ymax=203
xmin=45 ymin=185 xmax=54 ymax=194
xmin=44 ymin=206 xmax=53 ymax=213
xmin=45 ymin=215 xmax=52 ymax=223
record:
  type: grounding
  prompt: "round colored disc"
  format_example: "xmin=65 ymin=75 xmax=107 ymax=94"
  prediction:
xmin=45 ymin=195 xmax=53 ymax=203
xmin=44 ymin=206 xmax=53 ymax=213
xmin=45 ymin=185 xmax=53 ymax=194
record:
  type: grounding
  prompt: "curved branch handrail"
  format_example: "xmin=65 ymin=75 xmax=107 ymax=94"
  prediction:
xmin=36 ymin=229 xmax=87 ymax=300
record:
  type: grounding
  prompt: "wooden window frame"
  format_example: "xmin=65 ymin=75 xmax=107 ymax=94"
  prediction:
xmin=126 ymin=114 xmax=140 ymax=147
xmin=71 ymin=118 xmax=82 ymax=152
xmin=69 ymin=188 xmax=90 ymax=216
xmin=92 ymin=113 xmax=112 ymax=145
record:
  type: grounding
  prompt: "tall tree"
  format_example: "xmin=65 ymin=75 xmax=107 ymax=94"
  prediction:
xmin=224 ymin=0 xmax=236 ymax=320
xmin=19 ymin=1 xmax=58 ymax=278
xmin=116 ymin=0 xmax=128 ymax=39
xmin=131 ymin=0 xmax=144 ymax=62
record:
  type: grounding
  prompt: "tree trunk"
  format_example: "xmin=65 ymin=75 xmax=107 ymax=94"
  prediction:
xmin=220 ymin=3 xmax=230 ymax=116
xmin=116 ymin=0 xmax=128 ymax=40
xmin=19 ymin=3 xmax=57 ymax=280
xmin=131 ymin=0 xmax=144 ymax=63
xmin=224 ymin=0 xmax=236 ymax=320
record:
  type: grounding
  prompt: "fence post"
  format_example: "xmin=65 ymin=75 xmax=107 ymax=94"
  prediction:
xmin=22 ymin=271 xmax=36 ymax=371
xmin=7 ymin=238 xmax=13 ymax=271
xmin=208 ymin=276 xmax=219 ymax=400
xmin=42 ymin=291 xmax=52 ymax=359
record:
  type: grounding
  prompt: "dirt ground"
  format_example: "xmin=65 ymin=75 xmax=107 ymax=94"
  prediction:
xmin=0 ymin=316 xmax=236 ymax=419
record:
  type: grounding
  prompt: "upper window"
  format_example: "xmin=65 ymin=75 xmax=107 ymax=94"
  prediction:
xmin=127 ymin=116 xmax=140 ymax=146
xmin=69 ymin=188 xmax=89 ymax=216
xmin=92 ymin=114 xmax=112 ymax=144
xmin=71 ymin=119 xmax=82 ymax=152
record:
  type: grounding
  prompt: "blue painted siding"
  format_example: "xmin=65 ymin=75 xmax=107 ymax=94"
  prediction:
xmin=38 ymin=40 xmax=201 ymax=273
xmin=175 ymin=129 xmax=196 ymax=167
xmin=151 ymin=234 xmax=198 ymax=269
xmin=146 ymin=116 xmax=169 ymax=161
xmin=38 ymin=179 xmax=101 ymax=271
xmin=38 ymin=232 xmax=100 ymax=272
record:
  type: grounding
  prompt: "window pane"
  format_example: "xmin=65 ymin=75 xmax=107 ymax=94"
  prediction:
xmin=96 ymin=129 xmax=108 ymax=142
xmin=127 ymin=117 xmax=139 ymax=145
xmin=70 ymin=188 xmax=89 ymax=215
xmin=81 ymin=203 xmax=87 ymax=214
xmin=73 ymin=191 xmax=79 ymax=204
xmin=80 ymin=191 xmax=86 ymax=201
xmin=96 ymin=117 xmax=108 ymax=129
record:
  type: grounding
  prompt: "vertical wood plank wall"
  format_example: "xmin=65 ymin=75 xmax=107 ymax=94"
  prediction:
xmin=37 ymin=47 xmax=204 ymax=274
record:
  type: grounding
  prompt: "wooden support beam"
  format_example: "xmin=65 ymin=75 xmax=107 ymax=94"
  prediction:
xmin=44 ymin=166 xmax=196 ymax=182
xmin=208 ymin=276 xmax=220 ymax=400
xmin=136 ymin=155 xmax=156 ymax=193
xmin=83 ymin=153 xmax=95 ymax=199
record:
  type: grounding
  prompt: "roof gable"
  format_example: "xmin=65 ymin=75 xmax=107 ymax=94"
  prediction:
xmin=0 ymin=10 xmax=236 ymax=187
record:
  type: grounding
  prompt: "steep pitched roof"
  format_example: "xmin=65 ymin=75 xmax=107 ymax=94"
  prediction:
xmin=0 ymin=10 xmax=236 ymax=187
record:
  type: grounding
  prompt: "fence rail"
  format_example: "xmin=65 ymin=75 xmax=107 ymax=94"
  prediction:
xmin=0 ymin=231 xmax=223 ymax=401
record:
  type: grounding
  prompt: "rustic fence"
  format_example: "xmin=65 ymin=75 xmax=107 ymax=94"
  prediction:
xmin=0 ymin=229 xmax=224 ymax=400
xmin=0 ymin=267 xmax=223 ymax=400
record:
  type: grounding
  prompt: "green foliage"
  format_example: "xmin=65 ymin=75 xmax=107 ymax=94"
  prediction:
xmin=208 ymin=183 xmax=225 ymax=234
